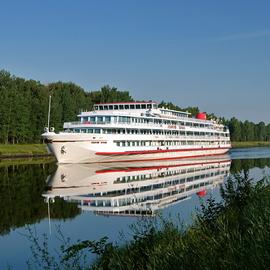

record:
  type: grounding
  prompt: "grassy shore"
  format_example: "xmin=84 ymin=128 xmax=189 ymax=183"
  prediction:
xmin=232 ymin=141 xmax=270 ymax=148
xmin=0 ymin=144 xmax=49 ymax=158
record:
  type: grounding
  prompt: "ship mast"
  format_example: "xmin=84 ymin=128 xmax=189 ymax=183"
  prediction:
xmin=47 ymin=95 xmax=51 ymax=130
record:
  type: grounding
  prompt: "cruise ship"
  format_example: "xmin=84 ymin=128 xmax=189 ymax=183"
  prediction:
xmin=43 ymin=157 xmax=231 ymax=216
xmin=42 ymin=101 xmax=231 ymax=163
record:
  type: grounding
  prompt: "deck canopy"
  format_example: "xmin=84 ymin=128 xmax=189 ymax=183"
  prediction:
xmin=93 ymin=101 xmax=158 ymax=111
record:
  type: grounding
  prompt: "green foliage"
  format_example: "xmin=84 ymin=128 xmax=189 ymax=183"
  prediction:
xmin=25 ymin=171 xmax=270 ymax=270
xmin=89 ymin=85 xmax=133 ymax=104
xmin=0 ymin=69 xmax=269 ymax=143
xmin=90 ymin=173 xmax=270 ymax=270
xmin=0 ymin=144 xmax=47 ymax=156
xmin=0 ymin=70 xmax=133 ymax=143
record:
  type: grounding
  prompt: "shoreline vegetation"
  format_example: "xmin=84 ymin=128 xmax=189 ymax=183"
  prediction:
xmin=231 ymin=141 xmax=270 ymax=148
xmin=0 ymin=144 xmax=51 ymax=159
xmin=26 ymin=172 xmax=270 ymax=269
xmin=0 ymin=142 xmax=270 ymax=159
xmin=1 ymin=70 xmax=270 ymax=145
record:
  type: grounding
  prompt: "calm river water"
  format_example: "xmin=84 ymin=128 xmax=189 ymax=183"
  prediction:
xmin=1 ymin=147 xmax=270 ymax=269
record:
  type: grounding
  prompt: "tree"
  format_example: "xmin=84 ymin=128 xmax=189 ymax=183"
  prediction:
xmin=228 ymin=117 xmax=242 ymax=141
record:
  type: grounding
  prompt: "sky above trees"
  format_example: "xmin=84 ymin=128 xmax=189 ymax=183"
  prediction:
xmin=0 ymin=0 xmax=269 ymax=123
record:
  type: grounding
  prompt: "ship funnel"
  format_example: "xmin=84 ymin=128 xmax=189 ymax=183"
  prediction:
xmin=196 ymin=112 xmax=207 ymax=120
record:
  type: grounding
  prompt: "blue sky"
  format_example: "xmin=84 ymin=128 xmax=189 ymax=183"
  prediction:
xmin=1 ymin=0 xmax=270 ymax=123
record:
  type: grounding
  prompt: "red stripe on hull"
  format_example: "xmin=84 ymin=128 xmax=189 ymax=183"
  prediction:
xmin=96 ymin=147 xmax=231 ymax=156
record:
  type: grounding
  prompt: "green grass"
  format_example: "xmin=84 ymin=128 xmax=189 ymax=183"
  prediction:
xmin=0 ymin=144 xmax=49 ymax=156
xmin=232 ymin=141 xmax=270 ymax=148
xmin=0 ymin=156 xmax=55 ymax=167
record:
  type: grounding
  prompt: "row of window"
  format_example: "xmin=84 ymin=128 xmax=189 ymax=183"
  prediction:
xmin=80 ymin=115 xmax=226 ymax=131
xmin=94 ymin=103 xmax=158 ymax=111
xmin=115 ymin=140 xmax=230 ymax=147
xmin=115 ymin=167 xmax=229 ymax=184
xmin=66 ymin=127 xmax=229 ymax=137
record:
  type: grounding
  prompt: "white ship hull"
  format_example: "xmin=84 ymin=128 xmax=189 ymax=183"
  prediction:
xmin=44 ymin=133 xmax=230 ymax=163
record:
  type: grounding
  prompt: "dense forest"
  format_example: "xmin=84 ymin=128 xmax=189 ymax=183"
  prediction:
xmin=0 ymin=70 xmax=269 ymax=144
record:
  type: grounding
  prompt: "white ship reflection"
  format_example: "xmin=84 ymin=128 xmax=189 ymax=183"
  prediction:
xmin=43 ymin=156 xmax=231 ymax=217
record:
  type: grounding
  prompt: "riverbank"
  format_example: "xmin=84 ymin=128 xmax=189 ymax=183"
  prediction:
xmin=0 ymin=144 xmax=51 ymax=159
xmin=231 ymin=141 xmax=270 ymax=148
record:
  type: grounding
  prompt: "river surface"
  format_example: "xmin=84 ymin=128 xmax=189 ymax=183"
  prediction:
xmin=1 ymin=147 xmax=270 ymax=269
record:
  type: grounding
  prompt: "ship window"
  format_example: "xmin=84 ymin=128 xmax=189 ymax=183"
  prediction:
xmin=90 ymin=117 xmax=96 ymax=122
xmin=114 ymin=105 xmax=119 ymax=110
xmin=130 ymin=104 xmax=135 ymax=109
xmin=94 ymin=106 xmax=98 ymax=110
xmin=119 ymin=105 xmax=124 ymax=109
xmin=147 ymin=104 xmax=152 ymax=109
xmin=87 ymin=129 xmax=93 ymax=133
xmin=75 ymin=129 xmax=80 ymax=133
xmin=136 ymin=104 xmax=141 ymax=109
xmin=109 ymin=105 xmax=113 ymax=110
xmin=105 ymin=116 xmax=111 ymax=122
xmin=104 ymin=105 xmax=108 ymax=110
xmin=125 ymin=104 xmax=129 ymax=109
xmin=97 ymin=116 xmax=103 ymax=122
xmin=99 ymin=106 xmax=104 ymax=110
xmin=116 ymin=142 xmax=120 ymax=146
xmin=95 ymin=129 xmax=101 ymax=133
xmin=141 ymin=104 xmax=146 ymax=109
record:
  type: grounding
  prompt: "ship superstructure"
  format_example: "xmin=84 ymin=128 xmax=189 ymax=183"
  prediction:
xmin=42 ymin=101 xmax=231 ymax=163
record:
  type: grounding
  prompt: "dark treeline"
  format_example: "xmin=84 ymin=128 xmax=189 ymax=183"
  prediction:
xmin=0 ymin=70 xmax=269 ymax=144
xmin=0 ymin=70 xmax=132 ymax=144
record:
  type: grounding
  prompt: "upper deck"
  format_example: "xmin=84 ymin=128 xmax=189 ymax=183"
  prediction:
xmin=65 ymin=101 xmax=228 ymax=134
xmin=83 ymin=101 xmax=191 ymax=119
xmin=93 ymin=101 xmax=158 ymax=111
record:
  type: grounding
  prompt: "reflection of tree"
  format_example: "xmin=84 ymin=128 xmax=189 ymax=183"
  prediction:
xmin=231 ymin=158 xmax=270 ymax=174
xmin=0 ymin=163 xmax=80 ymax=235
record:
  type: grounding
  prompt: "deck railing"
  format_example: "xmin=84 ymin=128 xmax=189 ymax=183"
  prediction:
xmin=63 ymin=121 xmax=226 ymax=132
